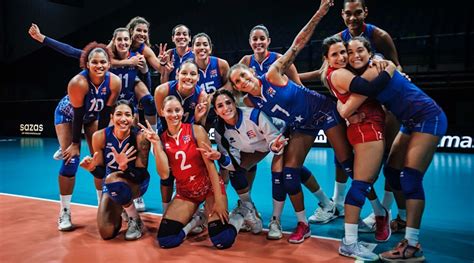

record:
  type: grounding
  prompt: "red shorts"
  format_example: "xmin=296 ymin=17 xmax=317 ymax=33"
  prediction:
xmin=175 ymin=177 xmax=226 ymax=204
xmin=347 ymin=121 xmax=384 ymax=145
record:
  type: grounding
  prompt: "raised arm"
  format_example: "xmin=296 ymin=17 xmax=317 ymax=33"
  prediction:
xmin=267 ymin=0 xmax=333 ymax=84
xmin=373 ymin=27 xmax=402 ymax=71
xmin=138 ymin=121 xmax=169 ymax=179
xmin=28 ymin=23 xmax=82 ymax=59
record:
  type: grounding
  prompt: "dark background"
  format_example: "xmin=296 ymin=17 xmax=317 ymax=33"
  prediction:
xmin=0 ymin=0 xmax=473 ymax=151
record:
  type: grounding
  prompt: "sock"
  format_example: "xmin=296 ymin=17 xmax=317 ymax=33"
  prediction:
xmin=272 ymin=199 xmax=285 ymax=219
xmin=96 ymin=190 xmax=102 ymax=205
xmin=370 ymin=199 xmax=386 ymax=216
xmin=229 ymin=212 xmax=245 ymax=232
xmin=182 ymin=215 xmax=200 ymax=235
xmin=405 ymin=227 xmax=420 ymax=246
xmin=344 ymin=223 xmax=358 ymax=244
xmin=60 ymin=194 xmax=72 ymax=210
xmin=124 ymin=203 xmax=138 ymax=219
xmin=295 ymin=210 xmax=307 ymax=224
xmin=382 ymin=190 xmax=394 ymax=210
xmin=238 ymin=192 xmax=252 ymax=203
xmin=162 ymin=202 xmax=169 ymax=213
xmin=332 ymin=182 xmax=347 ymax=206
xmin=398 ymin=209 xmax=407 ymax=221
xmin=314 ymin=188 xmax=331 ymax=208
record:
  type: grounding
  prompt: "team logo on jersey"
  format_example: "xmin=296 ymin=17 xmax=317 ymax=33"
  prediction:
xmin=246 ymin=130 xmax=257 ymax=139
xmin=210 ymin=69 xmax=218 ymax=78
xmin=189 ymin=102 xmax=196 ymax=109
xmin=256 ymin=102 xmax=263 ymax=108
xmin=266 ymin=87 xmax=276 ymax=97
xmin=183 ymin=135 xmax=191 ymax=144
xmin=165 ymin=143 xmax=170 ymax=149
xmin=101 ymin=87 xmax=107 ymax=95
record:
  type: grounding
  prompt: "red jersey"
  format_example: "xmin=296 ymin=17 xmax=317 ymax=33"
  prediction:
xmin=161 ymin=123 xmax=211 ymax=200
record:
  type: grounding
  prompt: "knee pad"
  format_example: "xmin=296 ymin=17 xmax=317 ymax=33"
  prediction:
xmin=282 ymin=167 xmax=302 ymax=196
xmin=161 ymin=174 xmax=175 ymax=187
xmin=339 ymin=155 xmax=354 ymax=179
xmin=157 ymin=219 xmax=185 ymax=248
xmin=139 ymin=94 xmax=157 ymax=116
xmin=300 ymin=166 xmax=312 ymax=183
xmin=383 ymin=166 xmax=402 ymax=191
xmin=103 ymin=181 xmax=132 ymax=206
xmin=229 ymin=170 xmax=249 ymax=191
xmin=59 ymin=156 xmax=79 ymax=177
xmin=208 ymin=220 xmax=237 ymax=249
xmin=272 ymin=172 xmax=286 ymax=202
xmin=345 ymin=180 xmax=371 ymax=208
xmin=400 ymin=167 xmax=425 ymax=200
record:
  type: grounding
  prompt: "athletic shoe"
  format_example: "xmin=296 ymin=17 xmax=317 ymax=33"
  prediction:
xmin=339 ymin=238 xmax=379 ymax=261
xmin=375 ymin=207 xmax=391 ymax=242
xmin=267 ymin=216 xmax=283 ymax=240
xmin=133 ymin=197 xmax=146 ymax=212
xmin=390 ymin=215 xmax=407 ymax=233
xmin=125 ymin=217 xmax=144 ymax=240
xmin=58 ymin=208 xmax=73 ymax=231
xmin=379 ymin=239 xmax=425 ymax=262
xmin=190 ymin=208 xmax=207 ymax=235
xmin=241 ymin=201 xmax=263 ymax=234
xmin=308 ymin=200 xmax=338 ymax=224
xmin=121 ymin=209 xmax=129 ymax=222
xmin=288 ymin=221 xmax=310 ymax=244
xmin=358 ymin=218 xmax=376 ymax=233
xmin=53 ymin=148 xmax=63 ymax=160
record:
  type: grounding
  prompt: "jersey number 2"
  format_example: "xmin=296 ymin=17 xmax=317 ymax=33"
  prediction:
xmin=175 ymin=150 xmax=191 ymax=170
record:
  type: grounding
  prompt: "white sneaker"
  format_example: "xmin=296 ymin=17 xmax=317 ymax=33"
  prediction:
xmin=133 ymin=197 xmax=146 ymax=212
xmin=267 ymin=216 xmax=283 ymax=240
xmin=358 ymin=218 xmax=376 ymax=233
xmin=125 ymin=217 xmax=144 ymax=240
xmin=121 ymin=209 xmax=129 ymax=222
xmin=58 ymin=208 xmax=73 ymax=231
xmin=308 ymin=200 xmax=338 ymax=224
xmin=336 ymin=203 xmax=345 ymax=217
xmin=339 ymin=238 xmax=379 ymax=261
xmin=53 ymin=148 xmax=63 ymax=160
xmin=233 ymin=200 xmax=262 ymax=234
xmin=190 ymin=208 xmax=207 ymax=235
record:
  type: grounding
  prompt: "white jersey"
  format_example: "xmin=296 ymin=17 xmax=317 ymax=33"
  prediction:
xmin=215 ymin=107 xmax=284 ymax=171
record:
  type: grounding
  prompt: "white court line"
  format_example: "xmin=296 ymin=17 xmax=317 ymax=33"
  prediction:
xmin=0 ymin=192 xmax=346 ymax=242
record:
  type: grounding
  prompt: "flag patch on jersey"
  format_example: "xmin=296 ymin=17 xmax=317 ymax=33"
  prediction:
xmin=182 ymin=135 xmax=191 ymax=144
xmin=210 ymin=69 xmax=218 ymax=77
xmin=266 ymin=87 xmax=276 ymax=97
xmin=246 ymin=130 xmax=257 ymax=139
xmin=101 ymin=87 xmax=107 ymax=95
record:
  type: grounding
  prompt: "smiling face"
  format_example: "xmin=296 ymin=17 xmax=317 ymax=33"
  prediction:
xmin=325 ymin=42 xmax=348 ymax=69
xmin=341 ymin=1 xmax=367 ymax=34
xmin=162 ymin=98 xmax=183 ymax=127
xmin=172 ymin=25 xmax=191 ymax=48
xmin=347 ymin=39 xmax=371 ymax=69
xmin=192 ymin=36 xmax=212 ymax=61
xmin=131 ymin=23 xmax=149 ymax=45
xmin=87 ymin=50 xmax=110 ymax=78
xmin=177 ymin=62 xmax=199 ymax=93
xmin=112 ymin=103 xmax=134 ymax=133
xmin=113 ymin=30 xmax=131 ymax=55
xmin=229 ymin=66 xmax=260 ymax=94
xmin=249 ymin=29 xmax=271 ymax=55
xmin=214 ymin=94 xmax=237 ymax=123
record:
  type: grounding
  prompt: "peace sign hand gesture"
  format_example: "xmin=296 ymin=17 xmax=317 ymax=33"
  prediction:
xmin=271 ymin=133 xmax=289 ymax=153
xmin=138 ymin=120 xmax=160 ymax=145
xmin=196 ymin=141 xmax=221 ymax=161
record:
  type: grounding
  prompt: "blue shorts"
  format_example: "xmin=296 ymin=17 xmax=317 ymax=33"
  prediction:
xmin=292 ymin=98 xmax=344 ymax=136
xmin=54 ymin=96 xmax=97 ymax=125
xmin=400 ymin=111 xmax=447 ymax=137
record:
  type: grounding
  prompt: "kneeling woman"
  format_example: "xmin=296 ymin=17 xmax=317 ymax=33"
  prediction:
xmin=80 ymin=100 xmax=150 ymax=241
xmin=141 ymin=96 xmax=247 ymax=249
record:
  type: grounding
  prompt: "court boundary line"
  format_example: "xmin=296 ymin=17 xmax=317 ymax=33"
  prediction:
xmin=0 ymin=192 xmax=342 ymax=242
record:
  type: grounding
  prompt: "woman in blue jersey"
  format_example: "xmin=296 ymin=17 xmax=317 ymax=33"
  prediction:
xmin=337 ymin=37 xmax=447 ymax=262
xmin=239 ymin=24 xmax=302 ymax=84
xmin=80 ymin=100 xmax=152 ymax=241
xmin=54 ymin=43 xmax=121 ymax=231
xmin=228 ymin=0 xmax=355 ymax=244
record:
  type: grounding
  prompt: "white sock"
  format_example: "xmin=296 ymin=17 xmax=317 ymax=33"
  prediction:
xmin=405 ymin=227 xmax=420 ymax=246
xmin=96 ymin=190 xmax=102 ymax=205
xmin=382 ymin=191 xmax=394 ymax=209
xmin=272 ymin=199 xmax=285 ymax=219
xmin=60 ymin=195 xmax=72 ymax=211
xmin=332 ymin=182 xmax=347 ymax=206
xmin=162 ymin=202 xmax=169 ymax=213
xmin=124 ymin=204 xmax=139 ymax=219
xmin=238 ymin=192 xmax=252 ymax=203
xmin=370 ymin=199 xmax=386 ymax=216
xmin=344 ymin=223 xmax=358 ymax=244
xmin=295 ymin=210 xmax=307 ymax=224
xmin=182 ymin=216 xmax=200 ymax=235
xmin=398 ymin=209 xmax=407 ymax=221
xmin=314 ymin=188 xmax=331 ymax=208
xmin=229 ymin=213 xmax=245 ymax=232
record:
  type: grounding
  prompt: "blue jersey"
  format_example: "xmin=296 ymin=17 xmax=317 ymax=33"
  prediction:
xmin=169 ymin=48 xmax=195 ymax=81
xmin=376 ymin=71 xmax=442 ymax=125
xmin=248 ymin=75 xmax=331 ymax=131
xmin=340 ymin=23 xmax=378 ymax=54
xmin=79 ymin=70 xmax=112 ymax=121
xmin=103 ymin=126 xmax=139 ymax=175
xmin=109 ymin=51 xmax=140 ymax=105
xmin=167 ymin=80 xmax=203 ymax=123
xmin=198 ymin=56 xmax=222 ymax=94
xmin=249 ymin=52 xmax=279 ymax=77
